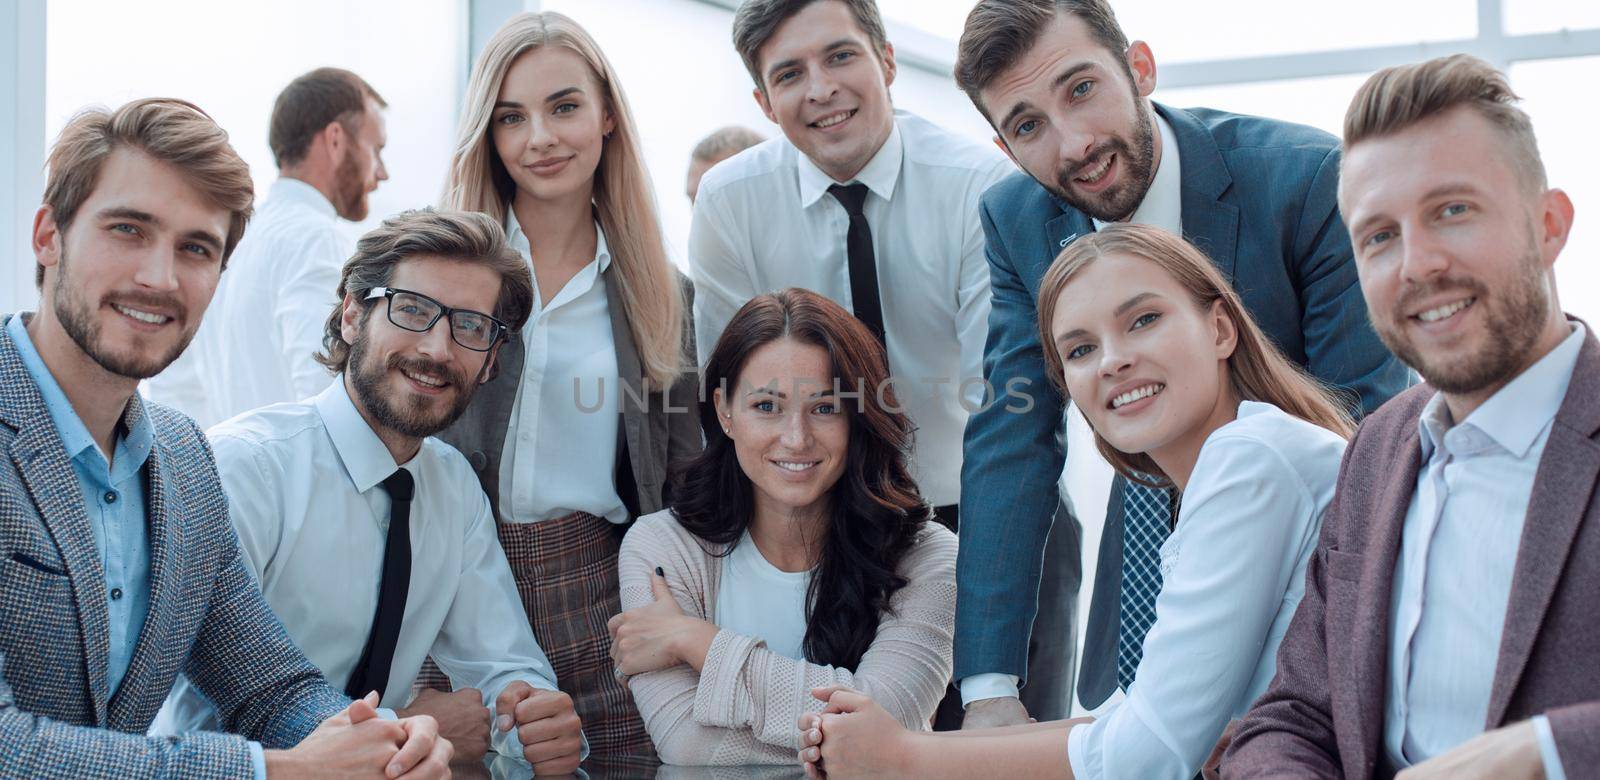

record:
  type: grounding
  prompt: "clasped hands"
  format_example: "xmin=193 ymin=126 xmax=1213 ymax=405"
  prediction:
xmin=400 ymin=681 xmax=583 ymax=776
xmin=264 ymin=691 xmax=452 ymax=778
xmin=606 ymin=567 xmax=719 ymax=681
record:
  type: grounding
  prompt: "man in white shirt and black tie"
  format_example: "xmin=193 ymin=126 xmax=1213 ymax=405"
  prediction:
xmin=153 ymin=210 xmax=585 ymax=775
xmin=144 ymin=67 xmax=390 ymax=428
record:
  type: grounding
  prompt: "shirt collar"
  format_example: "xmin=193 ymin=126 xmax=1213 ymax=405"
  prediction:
xmin=796 ymin=113 xmax=904 ymax=209
xmin=313 ymin=379 xmax=401 ymax=494
xmin=7 ymin=313 xmax=153 ymax=471
xmin=1093 ymin=111 xmax=1182 ymax=234
xmin=504 ymin=209 xmax=612 ymax=274
xmin=270 ymin=176 xmax=339 ymax=219
xmin=1418 ymin=321 xmax=1587 ymax=460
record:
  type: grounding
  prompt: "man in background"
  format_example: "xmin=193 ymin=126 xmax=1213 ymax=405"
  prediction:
xmin=144 ymin=67 xmax=389 ymax=427
xmin=686 ymin=125 xmax=764 ymax=203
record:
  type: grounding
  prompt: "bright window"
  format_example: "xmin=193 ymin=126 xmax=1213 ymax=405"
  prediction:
xmin=46 ymin=0 xmax=466 ymax=242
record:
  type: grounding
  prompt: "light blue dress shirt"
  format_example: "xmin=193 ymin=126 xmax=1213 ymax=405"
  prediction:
xmin=1383 ymin=323 xmax=1585 ymax=779
xmin=8 ymin=314 xmax=152 ymax=695
xmin=8 ymin=314 xmax=268 ymax=779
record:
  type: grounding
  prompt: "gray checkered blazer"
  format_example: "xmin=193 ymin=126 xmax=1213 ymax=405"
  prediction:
xmin=0 ymin=313 xmax=347 ymax=777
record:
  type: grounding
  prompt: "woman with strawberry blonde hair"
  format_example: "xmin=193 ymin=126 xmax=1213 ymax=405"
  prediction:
xmin=801 ymin=225 xmax=1355 ymax=779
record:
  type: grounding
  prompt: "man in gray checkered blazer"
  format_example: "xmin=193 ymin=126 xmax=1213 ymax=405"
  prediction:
xmin=1 ymin=99 xmax=451 ymax=777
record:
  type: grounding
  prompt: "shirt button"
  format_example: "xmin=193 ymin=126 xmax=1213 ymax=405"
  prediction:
xmin=110 ymin=587 xmax=124 ymax=600
xmin=104 ymin=490 xmax=118 ymax=504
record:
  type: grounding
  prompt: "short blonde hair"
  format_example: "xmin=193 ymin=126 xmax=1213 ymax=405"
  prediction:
xmin=40 ymin=98 xmax=254 ymax=286
xmin=1344 ymin=54 xmax=1545 ymax=196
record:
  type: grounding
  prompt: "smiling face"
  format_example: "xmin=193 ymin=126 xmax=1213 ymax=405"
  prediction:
xmin=1049 ymin=252 xmax=1236 ymax=459
xmin=491 ymin=46 xmax=614 ymax=205
xmin=715 ymin=337 xmax=850 ymax=522
xmin=34 ymin=147 xmax=230 ymax=379
xmin=333 ymin=100 xmax=389 ymax=221
xmin=342 ymin=255 xmax=503 ymax=440
xmin=981 ymin=12 xmax=1158 ymax=222
xmin=752 ymin=0 xmax=896 ymax=183
xmin=1341 ymin=105 xmax=1570 ymax=399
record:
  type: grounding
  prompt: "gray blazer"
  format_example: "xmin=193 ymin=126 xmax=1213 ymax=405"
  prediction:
xmin=1225 ymin=322 xmax=1600 ymax=778
xmin=0 ymin=313 xmax=347 ymax=778
xmin=441 ymin=266 xmax=703 ymax=521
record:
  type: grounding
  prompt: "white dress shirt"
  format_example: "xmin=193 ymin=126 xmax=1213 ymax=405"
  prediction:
xmin=689 ymin=110 xmax=1013 ymax=508
xmin=1383 ymin=324 xmax=1585 ymax=780
xmin=962 ymin=111 xmax=1183 ymax=708
xmin=498 ymin=214 xmax=625 ymax=524
xmin=713 ymin=531 xmax=813 ymax=661
xmin=1064 ymin=401 xmax=1344 ymax=779
xmin=150 ymin=177 xmax=350 ymax=428
xmin=152 ymin=381 xmax=571 ymax=762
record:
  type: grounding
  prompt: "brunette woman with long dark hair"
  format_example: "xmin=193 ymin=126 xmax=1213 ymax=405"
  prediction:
xmin=605 ymin=288 xmax=957 ymax=765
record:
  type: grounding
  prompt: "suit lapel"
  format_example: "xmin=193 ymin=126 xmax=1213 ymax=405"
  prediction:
xmin=108 ymin=399 xmax=178 ymax=728
xmin=1348 ymin=418 xmax=1424 ymax=772
xmin=1035 ymin=210 xmax=1094 ymax=298
xmin=1156 ymin=104 xmax=1242 ymax=284
xmin=0 ymin=321 xmax=113 ymax=724
xmin=1487 ymin=333 xmax=1600 ymax=726
xmin=605 ymin=265 xmax=651 ymax=492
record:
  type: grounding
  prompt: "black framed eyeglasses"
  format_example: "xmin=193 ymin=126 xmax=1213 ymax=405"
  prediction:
xmin=364 ymin=287 xmax=508 ymax=352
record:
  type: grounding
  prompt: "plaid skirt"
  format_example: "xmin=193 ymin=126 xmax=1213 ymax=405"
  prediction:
xmin=416 ymin=511 xmax=656 ymax=763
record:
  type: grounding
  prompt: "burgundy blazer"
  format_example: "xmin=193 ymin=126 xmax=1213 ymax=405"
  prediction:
xmin=1223 ymin=325 xmax=1600 ymax=778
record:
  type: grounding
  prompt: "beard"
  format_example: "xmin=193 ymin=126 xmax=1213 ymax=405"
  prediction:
xmin=1373 ymin=239 xmax=1552 ymax=396
xmin=53 ymin=248 xmax=194 ymax=380
xmin=1043 ymin=99 xmax=1158 ymax=223
xmin=333 ymin=148 xmax=370 ymax=222
xmin=347 ymin=329 xmax=475 ymax=439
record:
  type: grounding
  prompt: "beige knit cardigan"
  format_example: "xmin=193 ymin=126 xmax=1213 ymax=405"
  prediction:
xmin=617 ymin=509 xmax=958 ymax=766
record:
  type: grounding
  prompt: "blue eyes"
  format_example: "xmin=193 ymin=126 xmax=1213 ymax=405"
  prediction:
xmin=496 ymin=113 xmax=522 ymax=125
xmin=1016 ymin=120 xmax=1039 ymax=137
xmin=1072 ymin=80 xmax=1094 ymax=98
xmin=1132 ymin=312 xmax=1159 ymax=329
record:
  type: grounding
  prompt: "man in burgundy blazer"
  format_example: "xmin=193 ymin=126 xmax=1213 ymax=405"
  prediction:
xmin=1224 ymin=56 xmax=1599 ymax=779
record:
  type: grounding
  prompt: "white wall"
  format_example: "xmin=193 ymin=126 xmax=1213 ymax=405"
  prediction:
xmin=44 ymin=0 xmax=467 ymax=251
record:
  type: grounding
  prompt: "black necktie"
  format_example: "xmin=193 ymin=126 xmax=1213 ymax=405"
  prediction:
xmin=345 ymin=468 xmax=414 ymax=700
xmin=828 ymin=183 xmax=886 ymax=347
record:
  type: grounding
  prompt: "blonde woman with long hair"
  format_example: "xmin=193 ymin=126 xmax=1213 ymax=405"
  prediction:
xmin=798 ymin=224 xmax=1356 ymax=779
xmin=425 ymin=11 xmax=699 ymax=762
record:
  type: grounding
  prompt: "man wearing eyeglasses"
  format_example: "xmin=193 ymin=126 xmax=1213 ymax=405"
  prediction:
xmin=152 ymin=210 xmax=587 ymax=776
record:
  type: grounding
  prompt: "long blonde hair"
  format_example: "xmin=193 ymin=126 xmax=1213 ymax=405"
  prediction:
xmin=1037 ymin=224 xmax=1356 ymax=486
xmin=443 ymin=11 xmax=686 ymax=390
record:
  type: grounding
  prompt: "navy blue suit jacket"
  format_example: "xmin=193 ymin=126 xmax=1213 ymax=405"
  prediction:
xmin=955 ymin=104 xmax=1413 ymax=704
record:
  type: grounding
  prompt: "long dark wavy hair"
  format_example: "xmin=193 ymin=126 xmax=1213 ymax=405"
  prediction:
xmin=669 ymin=288 xmax=931 ymax=670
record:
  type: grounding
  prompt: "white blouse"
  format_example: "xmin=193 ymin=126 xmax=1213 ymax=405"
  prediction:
xmin=496 ymin=214 xmax=626 ymax=524
xmin=1067 ymin=400 xmax=1346 ymax=779
xmin=713 ymin=531 xmax=813 ymax=660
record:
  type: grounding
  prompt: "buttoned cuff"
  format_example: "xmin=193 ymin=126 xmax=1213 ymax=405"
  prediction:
xmin=958 ymin=673 xmax=1021 ymax=707
xmin=249 ymin=741 xmax=266 ymax=780
xmin=1533 ymin=715 xmax=1566 ymax=780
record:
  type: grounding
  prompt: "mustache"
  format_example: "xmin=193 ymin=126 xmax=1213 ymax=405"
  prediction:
xmin=1394 ymin=275 xmax=1488 ymax=317
xmin=103 ymin=290 xmax=187 ymax=322
xmin=389 ymin=354 xmax=466 ymax=389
